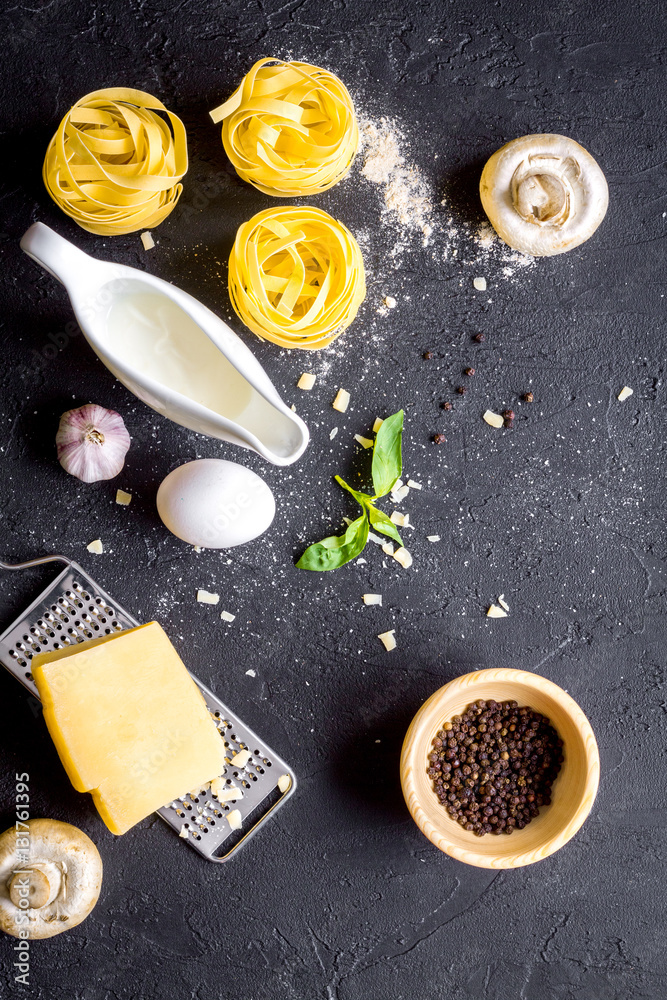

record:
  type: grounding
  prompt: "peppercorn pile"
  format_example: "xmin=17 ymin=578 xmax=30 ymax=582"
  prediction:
xmin=427 ymin=699 xmax=564 ymax=836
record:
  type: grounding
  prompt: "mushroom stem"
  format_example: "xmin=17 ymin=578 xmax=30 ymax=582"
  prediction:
xmin=8 ymin=869 xmax=52 ymax=910
xmin=514 ymin=174 xmax=567 ymax=224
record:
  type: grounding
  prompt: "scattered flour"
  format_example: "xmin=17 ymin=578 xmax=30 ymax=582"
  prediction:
xmin=356 ymin=114 xmax=536 ymax=281
xmin=359 ymin=116 xmax=436 ymax=255
xmin=472 ymin=222 xmax=536 ymax=273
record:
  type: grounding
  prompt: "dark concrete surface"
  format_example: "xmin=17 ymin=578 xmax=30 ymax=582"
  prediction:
xmin=1 ymin=1 xmax=666 ymax=997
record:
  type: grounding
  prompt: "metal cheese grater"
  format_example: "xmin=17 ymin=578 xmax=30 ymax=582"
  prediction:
xmin=0 ymin=554 xmax=296 ymax=863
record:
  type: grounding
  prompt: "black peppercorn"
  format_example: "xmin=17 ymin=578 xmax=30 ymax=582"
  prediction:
xmin=503 ymin=410 xmax=515 ymax=421
xmin=423 ymin=351 xmax=434 ymax=360
xmin=433 ymin=433 xmax=446 ymax=444
xmin=427 ymin=698 xmax=563 ymax=838
xmin=473 ymin=333 xmax=485 ymax=343
xmin=441 ymin=401 xmax=452 ymax=411
xmin=465 ymin=367 xmax=475 ymax=376
xmin=523 ymin=391 xmax=534 ymax=402
xmin=456 ymin=386 xmax=466 ymax=395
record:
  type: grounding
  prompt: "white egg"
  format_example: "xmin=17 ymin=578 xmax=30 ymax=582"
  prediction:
xmin=156 ymin=459 xmax=275 ymax=548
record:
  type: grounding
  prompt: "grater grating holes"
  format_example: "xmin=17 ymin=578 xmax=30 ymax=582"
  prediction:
xmin=0 ymin=558 xmax=296 ymax=862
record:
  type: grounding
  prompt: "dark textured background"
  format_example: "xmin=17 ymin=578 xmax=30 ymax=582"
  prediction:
xmin=1 ymin=1 xmax=666 ymax=997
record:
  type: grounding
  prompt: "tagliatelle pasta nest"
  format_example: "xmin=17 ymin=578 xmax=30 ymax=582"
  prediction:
xmin=228 ymin=206 xmax=366 ymax=350
xmin=210 ymin=58 xmax=359 ymax=197
xmin=43 ymin=88 xmax=188 ymax=236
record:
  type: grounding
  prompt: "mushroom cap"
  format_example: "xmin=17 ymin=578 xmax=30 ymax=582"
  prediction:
xmin=0 ymin=819 xmax=103 ymax=939
xmin=480 ymin=133 xmax=609 ymax=256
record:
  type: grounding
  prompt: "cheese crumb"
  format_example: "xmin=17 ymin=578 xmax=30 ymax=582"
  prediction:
xmin=220 ymin=610 xmax=236 ymax=622
xmin=384 ymin=295 xmax=397 ymax=308
xmin=231 ymin=748 xmax=251 ymax=768
xmin=362 ymin=594 xmax=383 ymax=606
xmin=221 ymin=785 xmax=243 ymax=802
xmin=209 ymin=777 xmax=224 ymax=799
xmin=227 ymin=809 xmax=242 ymax=831
xmin=373 ymin=417 xmax=384 ymax=433
xmin=427 ymin=534 xmax=441 ymax=542
xmin=498 ymin=594 xmax=510 ymax=612
xmin=297 ymin=372 xmax=316 ymax=390
xmin=378 ymin=630 xmax=397 ymax=651
xmin=393 ymin=546 xmax=413 ymax=569
xmin=487 ymin=604 xmax=507 ymax=618
xmin=197 ymin=589 xmax=220 ymax=605
xmin=407 ymin=479 xmax=422 ymax=490
xmin=354 ymin=433 xmax=374 ymax=449
xmin=330 ymin=427 xmax=338 ymax=440
xmin=367 ymin=531 xmax=384 ymax=545
xmin=333 ymin=388 xmax=350 ymax=412
xmin=211 ymin=779 xmax=243 ymax=802
xmin=278 ymin=774 xmax=291 ymax=793
xmin=193 ymin=545 xmax=202 ymax=553
xmin=115 ymin=490 xmax=132 ymax=506
xmin=382 ymin=541 xmax=395 ymax=556
xmin=483 ymin=410 xmax=504 ymax=428
xmin=86 ymin=539 xmax=103 ymax=554
xmin=473 ymin=276 xmax=487 ymax=291
xmin=179 ymin=824 xmax=189 ymax=838
xmin=617 ymin=386 xmax=633 ymax=402
xmin=140 ymin=231 xmax=155 ymax=251
xmin=392 ymin=485 xmax=410 ymax=503
xmin=390 ymin=510 xmax=409 ymax=527
xmin=245 ymin=668 xmax=256 ymax=677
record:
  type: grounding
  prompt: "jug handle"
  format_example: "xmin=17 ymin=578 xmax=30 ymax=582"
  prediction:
xmin=20 ymin=222 xmax=98 ymax=288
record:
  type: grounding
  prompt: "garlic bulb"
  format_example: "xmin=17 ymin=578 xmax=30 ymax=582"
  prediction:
xmin=479 ymin=134 xmax=609 ymax=256
xmin=56 ymin=404 xmax=130 ymax=483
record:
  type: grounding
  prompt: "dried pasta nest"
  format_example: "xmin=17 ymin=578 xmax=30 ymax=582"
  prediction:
xmin=43 ymin=87 xmax=188 ymax=236
xmin=228 ymin=206 xmax=366 ymax=350
xmin=210 ymin=58 xmax=359 ymax=197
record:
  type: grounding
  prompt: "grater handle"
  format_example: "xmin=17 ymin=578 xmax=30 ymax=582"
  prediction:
xmin=0 ymin=554 xmax=72 ymax=571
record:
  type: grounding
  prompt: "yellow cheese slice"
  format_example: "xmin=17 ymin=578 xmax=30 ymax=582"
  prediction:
xmin=31 ymin=622 xmax=226 ymax=835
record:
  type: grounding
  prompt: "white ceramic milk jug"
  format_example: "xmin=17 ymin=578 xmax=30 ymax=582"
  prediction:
xmin=21 ymin=222 xmax=309 ymax=466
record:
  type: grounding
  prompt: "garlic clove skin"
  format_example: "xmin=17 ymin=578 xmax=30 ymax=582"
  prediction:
xmin=56 ymin=403 xmax=131 ymax=483
xmin=480 ymin=134 xmax=609 ymax=257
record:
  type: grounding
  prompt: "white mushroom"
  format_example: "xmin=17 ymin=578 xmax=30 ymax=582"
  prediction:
xmin=480 ymin=134 xmax=609 ymax=256
xmin=0 ymin=819 xmax=102 ymax=939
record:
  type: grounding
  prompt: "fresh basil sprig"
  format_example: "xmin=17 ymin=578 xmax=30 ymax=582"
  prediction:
xmin=296 ymin=410 xmax=404 ymax=572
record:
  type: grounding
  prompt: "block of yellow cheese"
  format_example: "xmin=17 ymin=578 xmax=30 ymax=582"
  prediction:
xmin=31 ymin=622 xmax=226 ymax=835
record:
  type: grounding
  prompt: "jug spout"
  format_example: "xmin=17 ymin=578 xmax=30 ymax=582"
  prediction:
xmin=20 ymin=222 xmax=311 ymax=466
xmin=20 ymin=222 xmax=102 ymax=291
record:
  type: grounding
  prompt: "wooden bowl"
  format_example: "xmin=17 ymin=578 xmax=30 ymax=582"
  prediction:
xmin=400 ymin=669 xmax=599 ymax=868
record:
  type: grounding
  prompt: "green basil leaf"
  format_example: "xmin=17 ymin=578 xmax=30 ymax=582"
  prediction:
xmin=366 ymin=505 xmax=403 ymax=546
xmin=372 ymin=410 xmax=404 ymax=497
xmin=296 ymin=514 xmax=369 ymax=571
xmin=335 ymin=475 xmax=375 ymax=507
